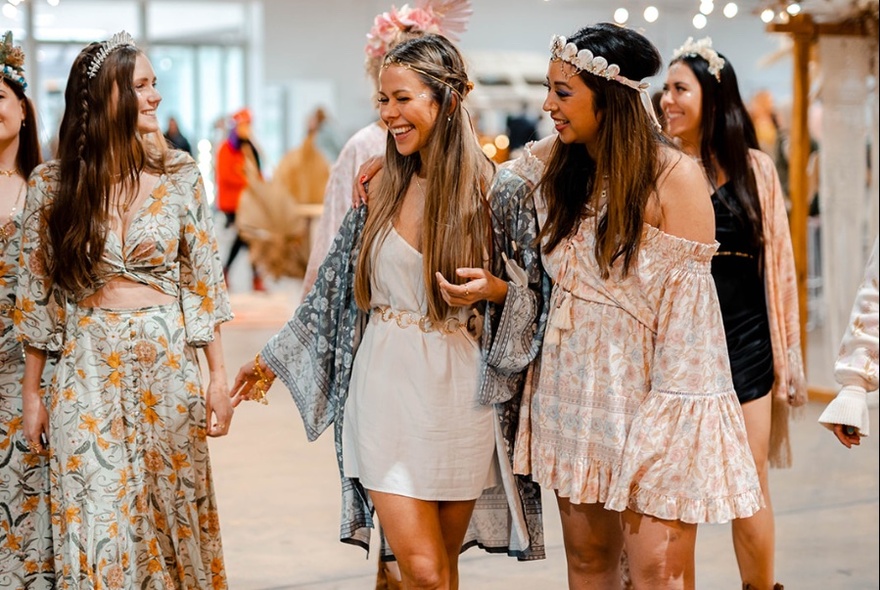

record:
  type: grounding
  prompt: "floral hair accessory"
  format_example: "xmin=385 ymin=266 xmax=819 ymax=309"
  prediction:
xmin=366 ymin=0 xmax=472 ymax=59
xmin=549 ymin=34 xmax=662 ymax=132
xmin=1 ymin=31 xmax=27 ymax=90
xmin=672 ymin=36 xmax=725 ymax=82
xmin=87 ymin=30 xmax=136 ymax=79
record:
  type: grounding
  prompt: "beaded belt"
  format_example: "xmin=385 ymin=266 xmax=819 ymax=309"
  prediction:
xmin=371 ymin=306 xmax=470 ymax=336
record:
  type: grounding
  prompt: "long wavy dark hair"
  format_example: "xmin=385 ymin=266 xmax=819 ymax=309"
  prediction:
xmin=670 ymin=51 xmax=764 ymax=260
xmin=539 ymin=23 xmax=664 ymax=278
xmin=1 ymin=77 xmax=41 ymax=177
xmin=45 ymin=41 xmax=165 ymax=293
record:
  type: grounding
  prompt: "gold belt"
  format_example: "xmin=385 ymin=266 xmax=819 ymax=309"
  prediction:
xmin=714 ymin=251 xmax=754 ymax=259
xmin=371 ymin=306 xmax=466 ymax=335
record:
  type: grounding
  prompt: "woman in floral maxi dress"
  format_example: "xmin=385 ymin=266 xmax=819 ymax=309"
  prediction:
xmin=0 ymin=31 xmax=54 ymax=590
xmin=15 ymin=32 xmax=233 ymax=589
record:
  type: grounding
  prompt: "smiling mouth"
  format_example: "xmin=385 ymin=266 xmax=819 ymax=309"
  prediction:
xmin=390 ymin=125 xmax=414 ymax=136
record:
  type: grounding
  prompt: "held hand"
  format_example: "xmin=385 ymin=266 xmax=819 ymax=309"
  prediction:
xmin=206 ymin=375 xmax=233 ymax=437
xmin=832 ymin=423 xmax=862 ymax=449
xmin=22 ymin=391 xmax=49 ymax=457
xmin=435 ymin=268 xmax=508 ymax=307
xmin=352 ymin=156 xmax=384 ymax=207
xmin=229 ymin=354 xmax=276 ymax=407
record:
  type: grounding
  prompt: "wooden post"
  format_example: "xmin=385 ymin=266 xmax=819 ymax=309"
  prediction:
xmin=767 ymin=14 xmax=874 ymax=401
xmin=768 ymin=14 xmax=814 ymax=366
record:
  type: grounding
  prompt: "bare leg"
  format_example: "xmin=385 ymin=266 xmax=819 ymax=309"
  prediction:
xmin=370 ymin=490 xmax=476 ymax=590
xmin=732 ymin=393 xmax=775 ymax=590
xmin=623 ymin=510 xmax=697 ymax=590
xmin=555 ymin=494 xmax=624 ymax=590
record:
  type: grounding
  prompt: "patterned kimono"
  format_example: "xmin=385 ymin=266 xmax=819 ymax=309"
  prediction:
xmin=1 ymin=199 xmax=54 ymax=589
xmin=261 ymin=183 xmax=549 ymax=560
xmin=14 ymin=151 xmax=232 ymax=590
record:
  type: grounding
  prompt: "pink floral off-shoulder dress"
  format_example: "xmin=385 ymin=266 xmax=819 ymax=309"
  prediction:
xmin=514 ymin=213 xmax=763 ymax=524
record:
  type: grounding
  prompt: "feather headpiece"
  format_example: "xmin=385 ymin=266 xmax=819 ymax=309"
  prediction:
xmin=365 ymin=0 xmax=473 ymax=59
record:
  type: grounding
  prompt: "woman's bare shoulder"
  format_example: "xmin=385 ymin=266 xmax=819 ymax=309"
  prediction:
xmin=653 ymin=147 xmax=715 ymax=243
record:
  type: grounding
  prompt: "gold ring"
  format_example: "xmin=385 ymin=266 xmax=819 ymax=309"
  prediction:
xmin=464 ymin=285 xmax=470 ymax=297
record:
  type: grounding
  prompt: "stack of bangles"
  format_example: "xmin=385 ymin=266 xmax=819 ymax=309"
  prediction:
xmin=251 ymin=353 xmax=275 ymax=404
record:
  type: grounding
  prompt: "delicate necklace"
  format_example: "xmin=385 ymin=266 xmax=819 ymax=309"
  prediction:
xmin=414 ymin=176 xmax=427 ymax=201
xmin=0 ymin=168 xmax=20 ymax=177
xmin=0 ymin=180 xmax=26 ymax=242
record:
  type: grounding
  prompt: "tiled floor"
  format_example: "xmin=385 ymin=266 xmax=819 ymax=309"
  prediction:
xmin=204 ymin=270 xmax=879 ymax=590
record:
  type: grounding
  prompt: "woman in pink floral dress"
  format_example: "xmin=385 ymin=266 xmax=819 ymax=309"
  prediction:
xmin=504 ymin=24 xmax=763 ymax=589
xmin=15 ymin=32 xmax=232 ymax=589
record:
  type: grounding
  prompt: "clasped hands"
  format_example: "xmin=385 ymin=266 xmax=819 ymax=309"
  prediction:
xmin=230 ymin=353 xmax=277 ymax=408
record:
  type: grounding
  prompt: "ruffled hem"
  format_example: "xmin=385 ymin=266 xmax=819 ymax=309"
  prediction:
xmin=530 ymin=448 xmax=616 ymax=505
xmin=526 ymin=387 xmax=763 ymax=524
xmin=606 ymin=387 xmax=763 ymax=523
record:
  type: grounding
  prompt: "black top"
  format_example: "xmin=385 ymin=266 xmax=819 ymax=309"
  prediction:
xmin=711 ymin=183 xmax=775 ymax=404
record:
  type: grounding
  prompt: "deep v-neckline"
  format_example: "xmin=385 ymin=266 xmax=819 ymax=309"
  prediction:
xmin=390 ymin=223 xmax=422 ymax=257
xmin=111 ymin=174 xmax=163 ymax=247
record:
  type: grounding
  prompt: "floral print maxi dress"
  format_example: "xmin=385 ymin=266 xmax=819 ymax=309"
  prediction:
xmin=14 ymin=151 xmax=232 ymax=590
xmin=1 ymin=202 xmax=54 ymax=589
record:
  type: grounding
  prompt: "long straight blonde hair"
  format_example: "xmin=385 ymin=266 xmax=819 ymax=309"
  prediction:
xmin=354 ymin=34 xmax=494 ymax=323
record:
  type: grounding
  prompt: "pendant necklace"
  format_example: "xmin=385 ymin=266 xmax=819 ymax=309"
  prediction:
xmin=0 ymin=180 xmax=26 ymax=242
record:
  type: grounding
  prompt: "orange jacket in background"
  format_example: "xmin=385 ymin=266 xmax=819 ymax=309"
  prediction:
xmin=216 ymin=140 xmax=247 ymax=214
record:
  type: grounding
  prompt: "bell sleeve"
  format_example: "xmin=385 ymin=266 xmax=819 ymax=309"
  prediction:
xmin=479 ymin=167 xmax=551 ymax=405
xmin=818 ymin=235 xmax=879 ymax=436
xmin=14 ymin=167 xmax=66 ymax=353
xmin=613 ymin=237 xmax=763 ymax=523
xmin=261 ymin=205 xmax=367 ymax=441
xmin=179 ymin=165 xmax=233 ymax=346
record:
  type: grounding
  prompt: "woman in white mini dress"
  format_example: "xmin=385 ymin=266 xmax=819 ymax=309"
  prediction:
xmin=232 ymin=34 xmax=545 ymax=589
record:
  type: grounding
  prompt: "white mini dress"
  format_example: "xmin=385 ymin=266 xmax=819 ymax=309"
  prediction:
xmin=342 ymin=226 xmax=497 ymax=500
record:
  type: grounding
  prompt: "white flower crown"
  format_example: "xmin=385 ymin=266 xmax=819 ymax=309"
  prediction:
xmin=549 ymin=35 xmax=662 ymax=132
xmin=87 ymin=30 xmax=136 ymax=79
xmin=672 ymin=36 xmax=725 ymax=82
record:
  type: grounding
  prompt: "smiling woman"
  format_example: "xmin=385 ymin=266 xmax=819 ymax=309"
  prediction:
xmin=15 ymin=30 xmax=233 ymax=589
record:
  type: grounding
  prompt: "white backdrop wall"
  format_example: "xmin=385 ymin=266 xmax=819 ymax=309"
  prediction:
xmin=259 ymin=0 xmax=793 ymax=157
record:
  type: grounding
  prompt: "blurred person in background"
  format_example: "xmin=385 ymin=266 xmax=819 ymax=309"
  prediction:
xmin=216 ymin=107 xmax=266 ymax=291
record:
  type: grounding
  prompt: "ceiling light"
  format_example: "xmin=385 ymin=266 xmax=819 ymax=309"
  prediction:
xmin=700 ymin=1 xmax=714 ymax=15
xmin=723 ymin=2 xmax=738 ymax=17
xmin=613 ymin=7 xmax=629 ymax=24
xmin=693 ymin=13 xmax=708 ymax=28
xmin=644 ymin=6 xmax=659 ymax=22
xmin=760 ymin=8 xmax=774 ymax=22
xmin=786 ymin=3 xmax=801 ymax=15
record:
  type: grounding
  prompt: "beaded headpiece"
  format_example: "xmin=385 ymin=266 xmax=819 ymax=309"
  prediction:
xmin=0 ymin=31 xmax=27 ymax=90
xmin=87 ymin=30 xmax=136 ymax=79
xmin=366 ymin=0 xmax=472 ymax=59
xmin=672 ymin=37 xmax=725 ymax=82
xmin=549 ymin=34 xmax=662 ymax=132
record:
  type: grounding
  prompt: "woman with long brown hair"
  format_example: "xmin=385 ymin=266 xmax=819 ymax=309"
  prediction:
xmin=230 ymin=34 xmax=544 ymax=589
xmin=16 ymin=32 xmax=233 ymax=588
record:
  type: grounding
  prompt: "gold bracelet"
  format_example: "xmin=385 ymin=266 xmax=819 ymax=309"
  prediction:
xmin=251 ymin=353 xmax=274 ymax=405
